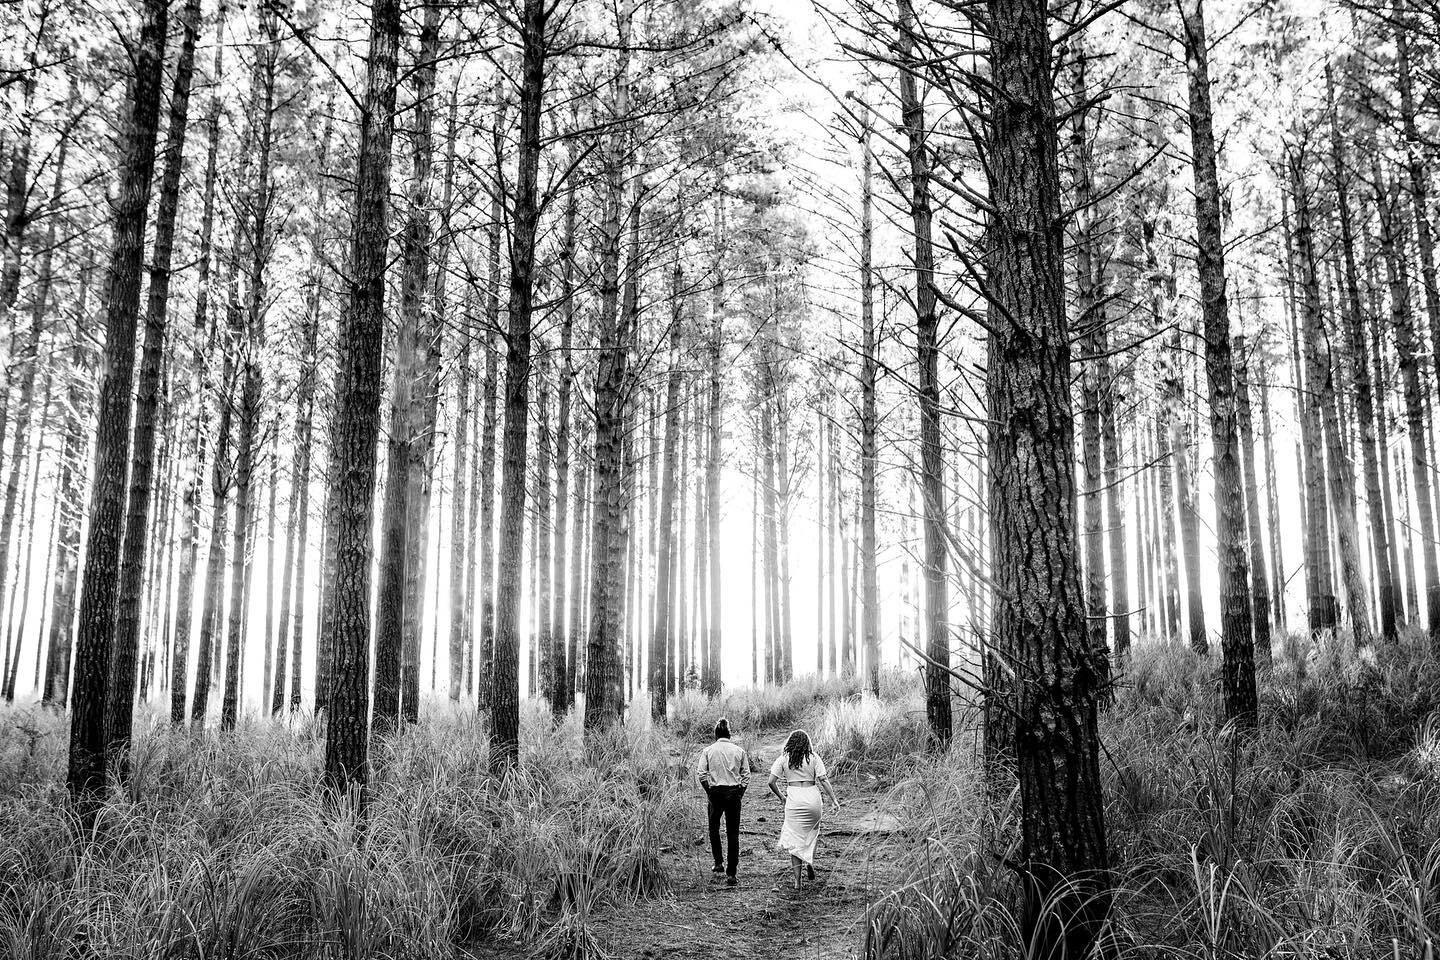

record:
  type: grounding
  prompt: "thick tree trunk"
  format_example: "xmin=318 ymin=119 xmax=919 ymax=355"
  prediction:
xmin=985 ymin=0 xmax=1111 ymax=946
xmin=488 ymin=0 xmax=548 ymax=772
xmin=106 ymin=0 xmax=200 ymax=755
xmin=320 ymin=0 xmax=402 ymax=794
xmin=67 ymin=0 xmax=169 ymax=806
xmin=583 ymin=135 xmax=639 ymax=732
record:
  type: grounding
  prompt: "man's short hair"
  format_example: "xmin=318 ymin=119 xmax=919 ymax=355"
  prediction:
xmin=714 ymin=717 xmax=731 ymax=740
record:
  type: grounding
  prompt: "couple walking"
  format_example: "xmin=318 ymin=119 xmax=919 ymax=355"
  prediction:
xmin=696 ymin=718 xmax=842 ymax=889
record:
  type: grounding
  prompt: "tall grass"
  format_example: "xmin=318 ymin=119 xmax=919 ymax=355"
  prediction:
xmin=864 ymin=629 xmax=1440 ymax=959
xmin=0 ymin=701 xmax=694 ymax=960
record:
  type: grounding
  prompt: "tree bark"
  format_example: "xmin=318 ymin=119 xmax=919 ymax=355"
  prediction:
xmin=67 ymin=0 xmax=169 ymax=806
xmin=320 ymin=0 xmax=402 ymax=795
xmin=1071 ymin=46 xmax=1108 ymax=665
xmin=549 ymin=176 xmax=577 ymax=715
xmin=985 ymin=0 xmax=1111 ymax=945
xmin=106 ymin=0 xmax=200 ymax=755
xmin=896 ymin=0 xmax=950 ymax=740
xmin=1181 ymin=0 xmax=1256 ymax=725
xmin=374 ymin=1 xmax=439 ymax=731
xmin=857 ymin=94 xmax=880 ymax=694
xmin=488 ymin=0 xmax=548 ymax=772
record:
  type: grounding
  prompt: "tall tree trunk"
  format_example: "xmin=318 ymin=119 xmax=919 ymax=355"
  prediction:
xmin=1258 ymin=373 xmax=1287 ymax=631
xmin=170 ymin=26 xmax=226 ymax=724
xmin=549 ymin=173 xmax=578 ymax=716
xmin=106 ymin=0 xmax=200 ymax=755
xmin=474 ymin=125 xmax=505 ymax=706
xmin=1071 ymin=46 xmax=1108 ymax=665
xmin=705 ymin=198 xmax=724 ymax=694
xmin=985 ymin=0 xmax=1111 ymax=946
xmin=583 ymin=124 xmax=639 ymax=732
xmin=320 ymin=0 xmax=402 ymax=794
xmin=896 ymin=0 xmax=950 ymax=740
xmin=67 ymin=0 xmax=169 ymax=806
xmin=374 ymin=1 xmax=439 ymax=731
xmin=1181 ymin=0 xmax=1256 ymax=724
xmin=650 ymin=264 xmax=684 ymax=721
xmin=488 ymin=0 xmax=548 ymax=772
xmin=534 ymin=357 xmax=554 ymax=703
xmin=858 ymin=94 xmax=880 ymax=694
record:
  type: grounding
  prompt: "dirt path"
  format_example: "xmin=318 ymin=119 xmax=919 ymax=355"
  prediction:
xmin=474 ymin=733 xmax=911 ymax=959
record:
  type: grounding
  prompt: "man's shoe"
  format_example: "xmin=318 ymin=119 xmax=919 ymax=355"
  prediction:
xmin=726 ymin=876 xmax=737 ymax=887
xmin=712 ymin=864 xmax=725 ymax=874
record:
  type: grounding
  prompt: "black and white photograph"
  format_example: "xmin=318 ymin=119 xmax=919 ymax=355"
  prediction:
xmin=0 ymin=0 xmax=1437 ymax=956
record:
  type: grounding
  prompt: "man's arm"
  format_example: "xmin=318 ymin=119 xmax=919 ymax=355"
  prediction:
xmin=740 ymin=746 xmax=752 ymax=787
xmin=697 ymin=746 xmax=711 ymax=790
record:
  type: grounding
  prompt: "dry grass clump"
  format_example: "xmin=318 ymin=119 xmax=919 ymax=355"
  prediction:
xmin=864 ymin=629 xmax=1440 ymax=959
xmin=0 ymin=700 xmax=695 ymax=960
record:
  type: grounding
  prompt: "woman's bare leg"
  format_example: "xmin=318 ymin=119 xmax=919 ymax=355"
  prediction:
xmin=791 ymin=855 xmax=802 ymax=889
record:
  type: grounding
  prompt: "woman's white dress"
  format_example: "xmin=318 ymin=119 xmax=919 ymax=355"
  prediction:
xmin=771 ymin=752 xmax=828 ymax=864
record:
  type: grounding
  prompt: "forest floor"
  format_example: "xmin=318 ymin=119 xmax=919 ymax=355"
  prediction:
xmin=469 ymin=730 xmax=911 ymax=960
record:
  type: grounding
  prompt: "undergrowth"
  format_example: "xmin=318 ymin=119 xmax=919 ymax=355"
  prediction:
xmin=4 ymin=631 xmax=1436 ymax=959
xmin=864 ymin=627 xmax=1440 ymax=959
xmin=0 ymin=702 xmax=689 ymax=960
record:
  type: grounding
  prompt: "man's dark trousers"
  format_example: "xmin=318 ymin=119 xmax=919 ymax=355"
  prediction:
xmin=707 ymin=784 xmax=744 ymax=876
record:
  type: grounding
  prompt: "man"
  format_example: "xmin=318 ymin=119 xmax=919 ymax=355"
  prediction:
xmin=697 ymin=717 xmax=750 ymax=886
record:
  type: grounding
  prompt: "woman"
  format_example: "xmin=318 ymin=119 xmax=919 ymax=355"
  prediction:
xmin=767 ymin=729 xmax=841 ymax=889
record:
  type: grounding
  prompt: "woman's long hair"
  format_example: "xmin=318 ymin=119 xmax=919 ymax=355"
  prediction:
xmin=783 ymin=729 xmax=812 ymax=771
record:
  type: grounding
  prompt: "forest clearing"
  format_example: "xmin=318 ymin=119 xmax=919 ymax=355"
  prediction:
xmin=3 ymin=0 xmax=1440 ymax=956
